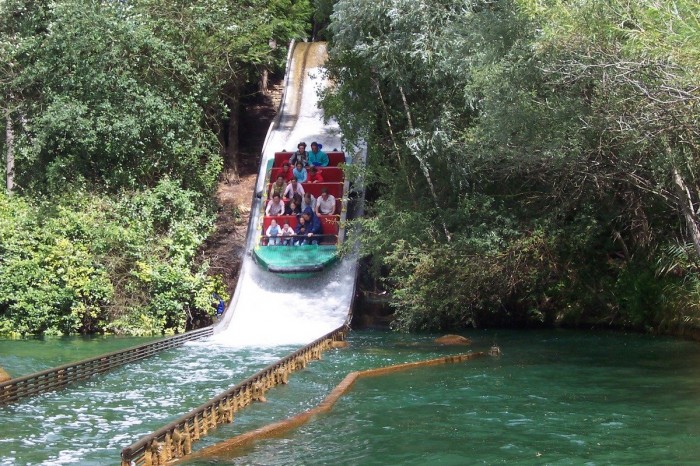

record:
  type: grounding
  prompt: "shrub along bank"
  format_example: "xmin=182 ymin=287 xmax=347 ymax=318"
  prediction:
xmin=0 ymin=181 xmax=225 ymax=336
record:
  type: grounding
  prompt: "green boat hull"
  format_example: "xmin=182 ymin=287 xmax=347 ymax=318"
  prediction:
xmin=253 ymin=244 xmax=339 ymax=278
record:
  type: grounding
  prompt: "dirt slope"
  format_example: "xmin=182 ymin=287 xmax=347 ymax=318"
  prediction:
xmin=198 ymin=84 xmax=281 ymax=295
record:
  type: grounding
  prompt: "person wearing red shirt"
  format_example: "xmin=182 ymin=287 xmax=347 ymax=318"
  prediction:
xmin=308 ymin=166 xmax=324 ymax=183
xmin=279 ymin=161 xmax=295 ymax=182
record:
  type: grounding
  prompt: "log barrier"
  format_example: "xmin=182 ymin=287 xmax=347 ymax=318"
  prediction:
xmin=0 ymin=326 xmax=214 ymax=406
xmin=120 ymin=325 xmax=349 ymax=466
xmin=183 ymin=351 xmax=487 ymax=462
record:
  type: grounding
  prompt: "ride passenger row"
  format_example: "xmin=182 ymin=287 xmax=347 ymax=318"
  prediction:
xmin=261 ymin=144 xmax=345 ymax=246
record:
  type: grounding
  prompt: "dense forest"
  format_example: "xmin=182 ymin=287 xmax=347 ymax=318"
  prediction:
xmin=0 ymin=0 xmax=315 ymax=335
xmin=323 ymin=0 xmax=700 ymax=333
xmin=2 ymin=0 xmax=700 ymax=336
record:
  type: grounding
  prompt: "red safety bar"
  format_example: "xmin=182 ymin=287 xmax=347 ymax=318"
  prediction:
xmin=273 ymin=151 xmax=346 ymax=167
xmin=267 ymin=182 xmax=343 ymax=200
xmin=271 ymin=166 xmax=344 ymax=183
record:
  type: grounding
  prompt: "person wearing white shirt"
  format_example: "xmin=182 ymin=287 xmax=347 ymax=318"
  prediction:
xmin=301 ymin=192 xmax=316 ymax=212
xmin=283 ymin=178 xmax=305 ymax=199
xmin=315 ymin=188 xmax=336 ymax=216
xmin=265 ymin=194 xmax=285 ymax=216
xmin=280 ymin=221 xmax=295 ymax=246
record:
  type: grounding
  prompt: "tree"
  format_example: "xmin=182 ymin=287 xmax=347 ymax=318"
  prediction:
xmin=529 ymin=0 xmax=700 ymax=257
xmin=324 ymin=0 xmax=700 ymax=331
xmin=0 ymin=0 xmax=313 ymax=191
xmin=136 ymin=0 xmax=312 ymax=179
xmin=0 ymin=0 xmax=221 ymax=194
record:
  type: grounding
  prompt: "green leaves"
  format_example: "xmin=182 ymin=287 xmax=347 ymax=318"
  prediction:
xmin=326 ymin=0 xmax=700 ymax=332
xmin=0 ymin=0 xmax=221 ymax=194
xmin=1 ymin=0 xmax=316 ymax=194
xmin=0 ymin=194 xmax=112 ymax=335
xmin=0 ymin=185 xmax=222 ymax=336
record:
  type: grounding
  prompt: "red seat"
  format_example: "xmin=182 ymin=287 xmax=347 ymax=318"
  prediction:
xmin=319 ymin=215 xmax=339 ymax=234
xmin=270 ymin=167 xmax=295 ymax=182
xmin=269 ymin=169 xmax=344 ymax=193
xmin=327 ymin=152 xmax=345 ymax=166
xmin=262 ymin=215 xmax=298 ymax=231
xmin=302 ymin=182 xmax=343 ymax=199
xmin=319 ymin=215 xmax=340 ymax=244
xmin=306 ymin=167 xmax=344 ymax=182
xmin=273 ymin=152 xmax=294 ymax=167
xmin=273 ymin=151 xmax=346 ymax=167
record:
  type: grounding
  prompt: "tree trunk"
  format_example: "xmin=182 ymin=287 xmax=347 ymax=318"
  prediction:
xmin=399 ymin=86 xmax=452 ymax=242
xmin=5 ymin=109 xmax=14 ymax=195
xmin=259 ymin=68 xmax=269 ymax=95
xmin=225 ymin=86 xmax=240 ymax=181
xmin=672 ymin=166 xmax=700 ymax=258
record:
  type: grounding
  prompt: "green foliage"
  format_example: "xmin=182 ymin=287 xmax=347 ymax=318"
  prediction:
xmin=0 ymin=0 xmax=313 ymax=335
xmin=0 ymin=187 xmax=225 ymax=336
xmin=328 ymin=0 xmax=700 ymax=333
xmin=0 ymin=0 xmax=312 ymax=195
xmin=1 ymin=0 xmax=221 ymax=194
xmin=0 ymin=194 xmax=113 ymax=335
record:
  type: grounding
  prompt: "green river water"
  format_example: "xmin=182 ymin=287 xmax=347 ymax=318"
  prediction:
xmin=2 ymin=329 xmax=700 ymax=465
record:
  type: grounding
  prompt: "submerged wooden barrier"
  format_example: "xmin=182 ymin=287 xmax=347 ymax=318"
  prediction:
xmin=120 ymin=325 xmax=350 ymax=466
xmin=0 ymin=326 xmax=213 ymax=407
xmin=184 ymin=351 xmax=488 ymax=462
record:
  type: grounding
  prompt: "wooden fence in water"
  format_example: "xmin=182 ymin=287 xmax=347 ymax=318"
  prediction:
xmin=0 ymin=326 xmax=214 ymax=406
xmin=120 ymin=325 xmax=349 ymax=466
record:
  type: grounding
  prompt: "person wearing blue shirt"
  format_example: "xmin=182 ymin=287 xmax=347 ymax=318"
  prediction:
xmin=292 ymin=161 xmax=308 ymax=182
xmin=212 ymin=293 xmax=225 ymax=318
xmin=307 ymin=141 xmax=329 ymax=167
xmin=299 ymin=207 xmax=322 ymax=245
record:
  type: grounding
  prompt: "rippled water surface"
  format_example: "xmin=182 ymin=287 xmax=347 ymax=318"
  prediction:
xmin=2 ymin=330 xmax=700 ymax=465
xmin=186 ymin=330 xmax=700 ymax=465
xmin=0 ymin=338 xmax=298 ymax=465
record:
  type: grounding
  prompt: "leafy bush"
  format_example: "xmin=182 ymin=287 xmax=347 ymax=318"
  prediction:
xmin=0 ymin=184 xmax=226 ymax=336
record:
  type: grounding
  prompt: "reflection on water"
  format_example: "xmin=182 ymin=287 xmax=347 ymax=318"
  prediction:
xmin=1 ymin=330 xmax=700 ymax=465
xmin=0 ymin=335 xmax=158 ymax=378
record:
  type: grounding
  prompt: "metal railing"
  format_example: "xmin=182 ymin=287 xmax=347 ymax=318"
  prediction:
xmin=0 ymin=327 xmax=214 ymax=406
xmin=120 ymin=324 xmax=349 ymax=466
xmin=260 ymin=233 xmax=338 ymax=246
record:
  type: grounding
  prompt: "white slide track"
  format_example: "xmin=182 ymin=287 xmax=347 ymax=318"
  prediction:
xmin=211 ymin=41 xmax=359 ymax=347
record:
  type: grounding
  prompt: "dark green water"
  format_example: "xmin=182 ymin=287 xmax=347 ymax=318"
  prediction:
xmin=2 ymin=330 xmax=700 ymax=465
xmin=0 ymin=336 xmax=159 ymax=378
